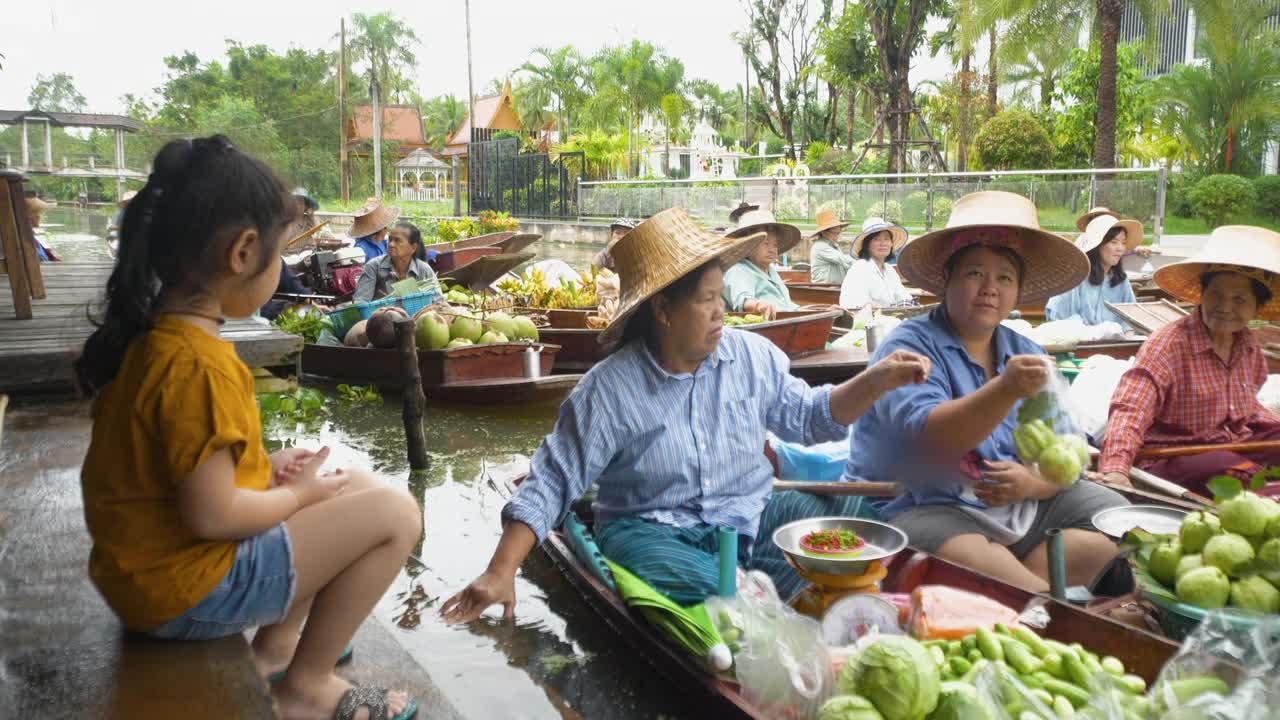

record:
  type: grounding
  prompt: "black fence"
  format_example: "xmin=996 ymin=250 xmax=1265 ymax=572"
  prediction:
xmin=467 ymin=137 xmax=584 ymax=219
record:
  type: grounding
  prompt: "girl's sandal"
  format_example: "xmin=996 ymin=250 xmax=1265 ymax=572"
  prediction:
xmin=334 ymin=685 xmax=419 ymax=720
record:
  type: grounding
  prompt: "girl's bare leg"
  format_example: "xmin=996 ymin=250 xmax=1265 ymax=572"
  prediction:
xmin=936 ymin=533 xmax=1052 ymax=593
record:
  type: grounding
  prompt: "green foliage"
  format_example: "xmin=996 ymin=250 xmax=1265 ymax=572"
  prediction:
xmin=258 ymin=388 xmax=329 ymax=429
xmin=973 ymin=110 xmax=1054 ymax=170
xmin=271 ymin=308 xmax=330 ymax=344
xmin=336 ymin=384 xmax=382 ymax=405
xmin=1187 ymin=174 xmax=1259 ymax=228
xmin=421 ymin=94 xmax=466 ymax=149
xmin=518 ymin=45 xmax=587 ymax=136
xmin=1254 ymin=176 xmax=1280 ymax=221
xmin=347 ymin=11 xmax=421 ymax=101
xmin=811 ymin=148 xmax=858 ymax=175
xmin=27 ymin=72 xmax=87 ymax=112
xmin=865 ymin=199 xmax=904 ymax=224
xmin=437 ymin=218 xmax=480 ymax=242
xmin=1054 ymin=45 xmax=1152 ymax=167
xmin=1167 ymin=172 xmax=1198 ymax=218
xmin=477 ymin=210 xmax=519 ymax=234
xmin=804 ymin=142 xmax=833 ymax=168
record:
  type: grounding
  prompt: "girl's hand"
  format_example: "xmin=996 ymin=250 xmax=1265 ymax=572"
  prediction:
xmin=270 ymin=447 xmax=317 ymax=487
xmin=997 ymin=355 xmax=1051 ymax=399
xmin=285 ymin=447 xmax=348 ymax=508
xmin=976 ymin=460 xmax=1060 ymax=507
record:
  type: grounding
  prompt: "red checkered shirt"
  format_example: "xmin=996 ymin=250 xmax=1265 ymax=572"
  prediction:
xmin=1100 ymin=310 xmax=1280 ymax=475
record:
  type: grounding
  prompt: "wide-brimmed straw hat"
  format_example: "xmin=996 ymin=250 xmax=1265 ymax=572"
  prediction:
xmin=1076 ymin=206 xmax=1120 ymax=232
xmin=347 ymin=201 xmax=400 ymax=239
xmin=116 ymin=190 xmax=137 ymax=208
xmin=726 ymin=209 xmax=801 ymax=255
xmin=1153 ymin=225 xmax=1280 ymax=320
xmin=25 ymin=196 xmax=56 ymax=213
xmin=728 ymin=201 xmax=760 ymax=224
xmin=1077 ymin=214 xmax=1142 ymax=255
xmin=850 ymin=216 xmax=909 ymax=257
xmin=599 ymin=208 xmax=765 ymax=345
xmin=809 ymin=208 xmax=850 ymax=239
xmin=896 ymin=191 xmax=1089 ymax=303
xmin=606 ymin=218 xmax=636 ymax=250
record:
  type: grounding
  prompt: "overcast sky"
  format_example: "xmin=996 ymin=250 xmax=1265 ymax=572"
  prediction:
xmin=2 ymin=1 xmax=953 ymax=115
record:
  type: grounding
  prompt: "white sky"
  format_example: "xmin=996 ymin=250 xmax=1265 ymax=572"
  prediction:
xmin=1 ymin=0 xmax=954 ymax=115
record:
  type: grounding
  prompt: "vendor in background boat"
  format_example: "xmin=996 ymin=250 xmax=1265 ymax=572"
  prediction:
xmin=722 ymin=209 xmax=803 ymax=320
xmin=353 ymin=221 xmax=440 ymax=304
xmin=1044 ymin=215 xmax=1141 ymax=330
xmin=807 ymin=208 xmax=854 ymax=284
xmin=441 ymin=208 xmax=930 ymax=621
xmin=348 ymin=200 xmax=400 ymax=261
xmin=591 ymin=218 xmax=635 ymax=272
xmin=108 ymin=190 xmax=136 ymax=242
xmin=23 ymin=195 xmax=59 ymax=262
xmin=1077 ymin=207 xmax=1153 ymax=259
xmin=838 ymin=216 xmax=913 ymax=309
xmin=1100 ymin=225 xmax=1280 ymax=497
xmin=842 ymin=191 xmax=1128 ymax=594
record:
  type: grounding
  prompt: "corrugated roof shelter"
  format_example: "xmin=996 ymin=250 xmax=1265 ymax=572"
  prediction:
xmin=441 ymin=82 xmax=523 ymax=158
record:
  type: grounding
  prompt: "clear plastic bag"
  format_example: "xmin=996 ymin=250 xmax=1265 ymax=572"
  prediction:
xmin=1014 ymin=359 xmax=1092 ymax=487
xmin=969 ymin=661 xmax=1056 ymax=720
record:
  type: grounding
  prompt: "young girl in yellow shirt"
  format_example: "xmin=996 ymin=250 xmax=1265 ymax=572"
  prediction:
xmin=77 ymin=136 xmax=420 ymax=720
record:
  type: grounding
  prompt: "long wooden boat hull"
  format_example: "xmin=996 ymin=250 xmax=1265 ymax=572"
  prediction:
xmin=429 ymin=246 xmax=501 ymax=273
xmin=786 ymin=282 xmax=840 ymax=306
xmin=492 ymin=232 xmax=541 ymax=255
xmin=789 ymin=346 xmax=868 ymax=384
xmin=422 ymin=231 xmax=515 ymax=255
xmin=426 ymin=374 xmax=581 ymax=404
xmin=777 ymin=268 xmax=810 ymax=283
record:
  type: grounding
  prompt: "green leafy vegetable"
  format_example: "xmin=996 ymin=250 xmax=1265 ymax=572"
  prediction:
xmin=257 ymin=387 xmax=330 ymax=429
xmin=272 ymin=308 xmax=330 ymax=344
xmin=337 ymin=384 xmax=382 ymax=405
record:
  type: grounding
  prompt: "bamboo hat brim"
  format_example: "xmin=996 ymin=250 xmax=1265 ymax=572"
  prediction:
xmin=1076 ymin=207 xmax=1120 ymax=232
xmin=1076 ymin=215 xmax=1143 ymax=255
xmin=809 ymin=208 xmax=850 ymax=239
xmin=726 ymin=209 xmax=802 ymax=255
xmin=25 ymin=197 xmax=56 ymax=213
xmin=1153 ymin=225 xmax=1280 ymax=320
xmin=600 ymin=208 xmax=766 ymax=345
xmin=896 ymin=191 xmax=1090 ymax=304
xmin=851 ymin=218 xmax=909 ymax=257
xmin=348 ymin=203 xmax=401 ymax=239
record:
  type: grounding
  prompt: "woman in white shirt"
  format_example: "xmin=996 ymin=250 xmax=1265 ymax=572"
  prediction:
xmin=839 ymin=217 xmax=913 ymax=308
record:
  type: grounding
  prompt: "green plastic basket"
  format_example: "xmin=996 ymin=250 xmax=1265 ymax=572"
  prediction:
xmin=326 ymin=304 xmax=365 ymax=339
xmin=1141 ymin=587 xmax=1264 ymax=641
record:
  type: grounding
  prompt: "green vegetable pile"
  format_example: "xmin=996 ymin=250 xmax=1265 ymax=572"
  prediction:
xmin=1013 ymin=391 xmax=1089 ymax=487
xmin=1135 ymin=485 xmax=1280 ymax=613
xmin=724 ymin=314 xmax=767 ymax=327
xmin=271 ymin=307 xmax=331 ymax=344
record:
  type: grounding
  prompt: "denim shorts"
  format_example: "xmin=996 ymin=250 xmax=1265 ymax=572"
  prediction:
xmin=146 ymin=523 xmax=297 ymax=641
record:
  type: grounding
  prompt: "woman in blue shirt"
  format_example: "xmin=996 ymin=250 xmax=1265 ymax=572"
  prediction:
xmin=1044 ymin=215 xmax=1142 ymax=329
xmin=843 ymin=191 xmax=1128 ymax=593
xmin=722 ymin=209 xmax=803 ymax=319
xmin=347 ymin=201 xmax=400 ymax=261
xmin=441 ymin=209 xmax=929 ymax=620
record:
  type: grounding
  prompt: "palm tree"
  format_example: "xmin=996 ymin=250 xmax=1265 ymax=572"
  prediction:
xmin=590 ymin=41 xmax=669 ymax=177
xmin=346 ymin=12 xmax=421 ymax=102
xmin=422 ymin=94 xmax=467 ymax=149
xmin=999 ymin=7 xmax=1083 ymax=110
xmin=555 ymin=130 xmax=630 ymax=179
xmin=518 ymin=46 xmax=585 ymax=138
xmin=930 ymin=0 xmax=979 ymax=170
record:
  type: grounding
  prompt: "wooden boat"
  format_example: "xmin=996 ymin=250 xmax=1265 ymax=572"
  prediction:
xmin=541 ymin=508 xmax=1180 ymax=720
xmin=786 ymin=282 xmax=840 ymax=306
xmin=492 ymin=232 xmax=541 ymax=255
xmin=440 ymin=251 xmax=536 ymax=293
xmin=300 ymin=342 xmax=581 ymax=405
xmin=429 ymin=246 xmax=501 ymax=273
xmin=789 ymin=346 xmax=868 ymax=384
xmin=777 ymin=268 xmax=810 ymax=283
xmin=421 ymin=231 xmax=515 ymax=255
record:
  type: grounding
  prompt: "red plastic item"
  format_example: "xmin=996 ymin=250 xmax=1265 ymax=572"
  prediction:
xmin=907 ymin=584 xmax=1021 ymax=640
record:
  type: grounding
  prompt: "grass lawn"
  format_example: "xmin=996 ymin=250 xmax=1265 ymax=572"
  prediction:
xmin=318 ymin=198 xmax=455 ymax=217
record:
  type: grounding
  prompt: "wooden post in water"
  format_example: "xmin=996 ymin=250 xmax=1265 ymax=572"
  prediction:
xmin=393 ymin=318 xmax=429 ymax=470
xmin=338 ymin=18 xmax=350 ymax=204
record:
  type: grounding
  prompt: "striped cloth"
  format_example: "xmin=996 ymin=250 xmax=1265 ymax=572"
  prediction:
xmin=503 ymin=330 xmax=847 ymax=543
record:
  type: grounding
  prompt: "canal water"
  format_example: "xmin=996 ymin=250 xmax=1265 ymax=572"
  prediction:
xmin=44 ymin=210 xmax=686 ymax=720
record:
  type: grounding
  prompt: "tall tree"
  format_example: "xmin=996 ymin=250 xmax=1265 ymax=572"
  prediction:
xmin=738 ymin=0 xmax=828 ymax=159
xmin=28 ymin=72 xmax=87 ymax=112
xmin=863 ymin=0 xmax=946 ymax=172
xmin=346 ymin=11 xmax=421 ymax=102
xmin=518 ymin=45 xmax=586 ymax=138
xmin=998 ymin=6 xmax=1082 ymax=110
xmin=820 ymin=2 xmax=880 ymax=149
xmin=421 ymin=94 xmax=467 ymax=149
xmin=930 ymin=0 xmax=979 ymax=170
xmin=588 ymin=41 xmax=671 ymax=176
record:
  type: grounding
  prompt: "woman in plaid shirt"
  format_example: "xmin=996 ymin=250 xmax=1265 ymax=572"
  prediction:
xmin=1100 ymin=226 xmax=1280 ymax=496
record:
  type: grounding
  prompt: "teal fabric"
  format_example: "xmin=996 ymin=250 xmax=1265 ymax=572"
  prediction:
xmin=722 ymin=260 xmax=799 ymax=312
xmin=596 ymin=490 xmax=878 ymax=605
xmin=809 ymin=239 xmax=854 ymax=284
xmin=1044 ymin=276 xmax=1137 ymax=329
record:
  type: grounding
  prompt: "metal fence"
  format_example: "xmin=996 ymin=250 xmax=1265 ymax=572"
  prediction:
xmin=579 ymin=166 xmax=1170 ymax=240
xmin=467 ymin=137 xmax=585 ymax=219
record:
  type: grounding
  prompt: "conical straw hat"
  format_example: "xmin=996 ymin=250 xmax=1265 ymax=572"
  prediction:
xmin=347 ymin=201 xmax=401 ymax=239
xmin=896 ymin=191 xmax=1089 ymax=303
xmin=1076 ymin=206 xmax=1120 ymax=232
xmin=809 ymin=208 xmax=850 ymax=238
xmin=726 ymin=209 xmax=801 ymax=255
xmin=728 ymin=201 xmax=759 ymax=223
xmin=850 ymin=216 xmax=909 ymax=257
xmin=599 ymin=208 xmax=765 ymax=345
xmin=1076 ymin=214 xmax=1143 ymax=255
xmin=1153 ymin=225 xmax=1280 ymax=320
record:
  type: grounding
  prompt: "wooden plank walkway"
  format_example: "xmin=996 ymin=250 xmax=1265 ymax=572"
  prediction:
xmin=0 ymin=262 xmax=302 ymax=393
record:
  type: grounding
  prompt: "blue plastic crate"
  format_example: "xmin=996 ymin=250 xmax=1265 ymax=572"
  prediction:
xmin=365 ymin=289 xmax=440 ymax=318
xmin=326 ymin=304 xmax=367 ymax=338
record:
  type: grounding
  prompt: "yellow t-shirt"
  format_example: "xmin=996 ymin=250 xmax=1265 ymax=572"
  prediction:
xmin=82 ymin=315 xmax=272 ymax=631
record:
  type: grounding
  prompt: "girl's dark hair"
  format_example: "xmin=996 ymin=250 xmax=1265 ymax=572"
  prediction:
xmin=1199 ymin=271 xmax=1274 ymax=307
xmin=618 ymin=259 xmax=719 ymax=348
xmin=394 ymin=221 xmax=425 ymax=260
xmin=942 ymin=243 xmax=1025 ymax=289
xmin=1087 ymin=227 xmax=1129 ymax=287
xmin=857 ymin=230 xmax=898 ymax=262
xmin=75 ymin=135 xmax=295 ymax=396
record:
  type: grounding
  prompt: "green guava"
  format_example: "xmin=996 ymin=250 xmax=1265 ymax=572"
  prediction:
xmin=1229 ymin=575 xmax=1280 ymax=613
xmin=1180 ymin=511 xmax=1222 ymax=554
xmin=1219 ymin=492 xmax=1275 ymax=537
xmin=1148 ymin=539 xmax=1183 ymax=588
xmin=1203 ymin=533 xmax=1256 ymax=577
xmin=1176 ymin=566 xmax=1231 ymax=609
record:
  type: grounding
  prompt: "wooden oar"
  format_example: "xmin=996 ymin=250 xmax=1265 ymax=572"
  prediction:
xmin=1124 ymin=468 xmax=1214 ymax=508
xmin=771 ymin=480 xmax=899 ymax=497
xmin=1135 ymin=439 xmax=1280 ymax=460
xmin=284 ymin=221 xmax=330 ymax=250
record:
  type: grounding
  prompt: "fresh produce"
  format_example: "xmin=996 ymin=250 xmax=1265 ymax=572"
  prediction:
xmin=343 ymin=319 xmax=368 ymax=348
xmin=1147 ymin=539 xmax=1183 ymax=588
xmin=799 ymin=529 xmax=866 ymax=557
xmin=1037 ymin=442 xmax=1085 ymax=487
xmin=1202 ymin=533 xmax=1255 ymax=576
xmin=928 ymin=681 xmax=997 ymax=720
xmin=1013 ymin=391 xmax=1085 ymax=487
xmin=447 ymin=308 xmax=483 ymax=343
xmin=476 ymin=331 xmax=508 ymax=345
xmin=724 ymin=314 xmax=767 ymax=327
xmin=1179 ymin=511 xmax=1222 ymax=553
xmin=445 ymin=338 xmax=474 ymax=348
xmin=1175 ymin=553 xmax=1204 ymax=581
xmin=816 ymin=694 xmax=885 ymax=720
xmin=1218 ymin=491 xmax=1276 ymax=537
xmin=1259 ymin=538 xmax=1280 ymax=571
xmin=482 ymin=311 xmax=517 ymax=339
xmin=511 ymin=315 xmax=540 ymax=342
xmin=1013 ymin=419 xmax=1057 ymax=462
xmin=414 ymin=311 xmax=451 ymax=350
xmin=272 ymin=307 xmax=330 ymax=344
xmin=839 ymin=636 xmax=940 ymax=720
xmin=495 ymin=267 xmax=601 ymax=309
xmin=365 ymin=306 xmax=408 ymax=349
xmin=1228 ymin=574 xmax=1280 ymax=613
xmin=1176 ymin=566 xmax=1231 ymax=608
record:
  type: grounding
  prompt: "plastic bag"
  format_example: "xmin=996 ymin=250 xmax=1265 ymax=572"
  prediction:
xmin=1066 ymin=355 xmax=1133 ymax=441
xmin=970 ymin=662 xmax=1056 ymax=720
xmin=769 ymin=435 xmax=850 ymax=481
xmin=1014 ymin=359 xmax=1091 ymax=487
xmin=710 ymin=585 xmax=834 ymax=720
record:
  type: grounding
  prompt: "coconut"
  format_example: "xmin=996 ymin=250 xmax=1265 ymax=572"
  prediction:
xmin=511 ymin=315 xmax=540 ymax=341
xmin=414 ymin=311 xmax=451 ymax=351
xmin=483 ymin=311 xmax=518 ymax=339
xmin=477 ymin=330 xmax=502 ymax=345
xmin=448 ymin=309 xmax=483 ymax=342
xmin=446 ymin=337 xmax=474 ymax=348
xmin=365 ymin=311 xmax=399 ymax=348
xmin=344 ymin=320 xmax=369 ymax=348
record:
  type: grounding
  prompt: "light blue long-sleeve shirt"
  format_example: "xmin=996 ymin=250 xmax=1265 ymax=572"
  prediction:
xmin=504 ymin=330 xmax=847 ymax=543
xmin=1044 ymin=277 xmax=1136 ymax=329
xmin=722 ymin=260 xmax=799 ymax=312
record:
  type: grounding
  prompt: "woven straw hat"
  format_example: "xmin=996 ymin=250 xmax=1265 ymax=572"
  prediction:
xmin=728 ymin=201 xmax=760 ymax=223
xmin=809 ymin=208 xmax=850 ymax=239
xmin=25 ymin=196 xmax=56 ymax=213
xmin=726 ymin=209 xmax=802 ymax=255
xmin=896 ymin=191 xmax=1090 ymax=303
xmin=1077 ymin=214 xmax=1142 ymax=255
xmin=599 ymin=208 xmax=765 ymax=345
xmin=1076 ymin=206 xmax=1120 ymax=232
xmin=850 ymin=216 xmax=909 ymax=258
xmin=1153 ymin=225 xmax=1280 ymax=320
xmin=348 ymin=201 xmax=401 ymax=239
xmin=116 ymin=190 xmax=138 ymax=208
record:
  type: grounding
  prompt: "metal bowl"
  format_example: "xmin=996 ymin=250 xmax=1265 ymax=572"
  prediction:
xmin=772 ymin=517 xmax=909 ymax=576
xmin=1092 ymin=504 xmax=1188 ymax=539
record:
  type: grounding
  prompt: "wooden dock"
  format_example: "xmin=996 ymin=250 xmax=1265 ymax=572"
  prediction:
xmin=0 ymin=262 xmax=302 ymax=394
